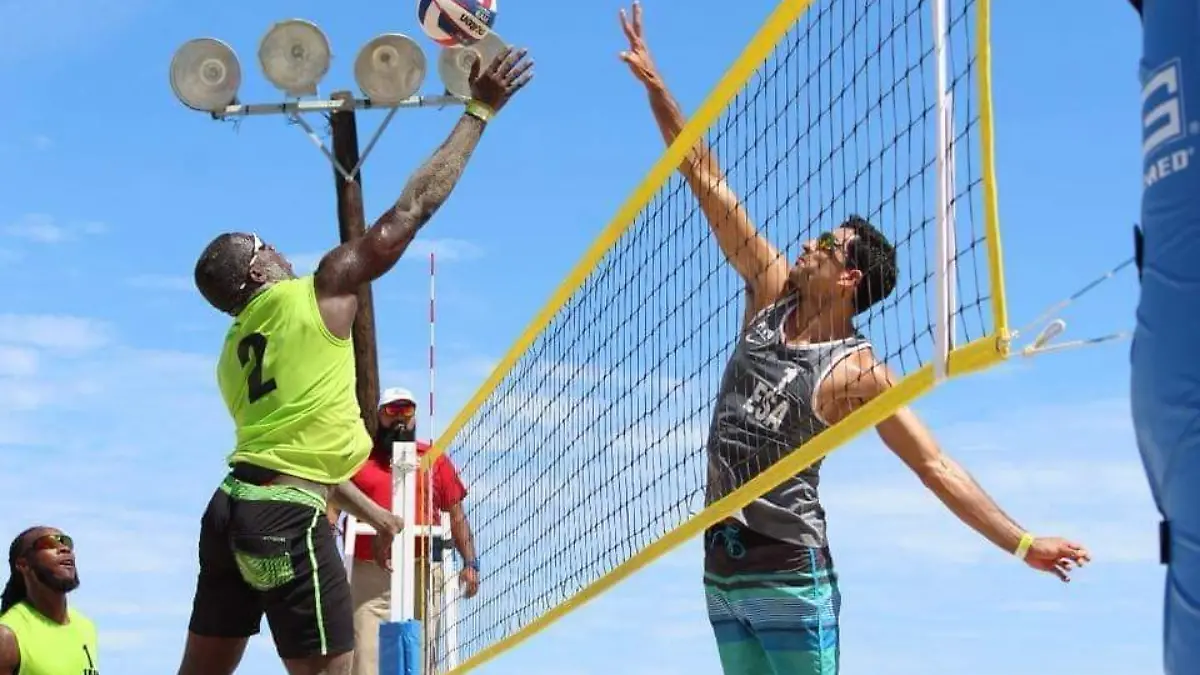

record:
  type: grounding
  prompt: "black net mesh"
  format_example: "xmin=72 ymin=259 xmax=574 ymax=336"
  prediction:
xmin=429 ymin=0 xmax=993 ymax=669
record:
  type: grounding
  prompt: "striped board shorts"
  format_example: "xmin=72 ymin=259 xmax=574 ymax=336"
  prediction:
xmin=703 ymin=521 xmax=841 ymax=675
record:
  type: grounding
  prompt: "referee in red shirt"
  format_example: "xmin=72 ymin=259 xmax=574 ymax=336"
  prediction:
xmin=341 ymin=387 xmax=479 ymax=675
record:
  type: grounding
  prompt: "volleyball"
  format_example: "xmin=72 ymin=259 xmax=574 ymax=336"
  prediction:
xmin=417 ymin=0 xmax=498 ymax=47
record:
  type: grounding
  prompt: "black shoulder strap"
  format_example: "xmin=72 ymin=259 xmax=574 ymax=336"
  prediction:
xmin=1161 ymin=519 xmax=1171 ymax=564
xmin=1134 ymin=223 xmax=1145 ymax=282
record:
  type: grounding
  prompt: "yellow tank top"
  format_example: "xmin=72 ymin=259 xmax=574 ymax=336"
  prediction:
xmin=0 ymin=602 xmax=98 ymax=675
xmin=218 ymin=275 xmax=372 ymax=484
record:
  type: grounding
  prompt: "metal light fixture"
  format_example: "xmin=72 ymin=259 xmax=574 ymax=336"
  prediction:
xmin=258 ymin=19 xmax=332 ymax=97
xmin=169 ymin=38 xmax=242 ymax=112
xmin=354 ymin=33 xmax=427 ymax=105
xmin=169 ymin=17 xmax=473 ymax=181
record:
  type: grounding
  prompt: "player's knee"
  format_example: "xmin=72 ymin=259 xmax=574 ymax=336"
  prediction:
xmin=177 ymin=632 xmax=248 ymax=675
xmin=327 ymin=652 xmax=354 ymax=675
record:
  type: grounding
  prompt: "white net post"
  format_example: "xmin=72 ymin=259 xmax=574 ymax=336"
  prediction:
xmin=391 ymin=441 xmax=419 ymax=623
xmin=440 ymin=511 xmax=460 ymax=671
xmin=342 ymin=515 xmax=358 ymax=584
xmin=945 ymin=90 xmax=958 ymax=358
xmin=932 ymin=0 xmax=958 ymax=379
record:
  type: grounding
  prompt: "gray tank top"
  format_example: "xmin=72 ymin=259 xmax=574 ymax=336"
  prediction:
xmin=704 ymin=294 xmax=870 ymax=547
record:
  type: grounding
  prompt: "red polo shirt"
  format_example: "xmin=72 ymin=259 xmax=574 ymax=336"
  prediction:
xmin=350 ymin=440 xmax=467 ymax=562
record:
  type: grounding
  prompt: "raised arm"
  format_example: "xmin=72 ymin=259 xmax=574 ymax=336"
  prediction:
xmin=314 ymin=47 xmax=534 ymax=338
xmin=816 ymin=351 xmax=1092 ymax=582
xmin=618 ymin=2 xmax=788 ymax=316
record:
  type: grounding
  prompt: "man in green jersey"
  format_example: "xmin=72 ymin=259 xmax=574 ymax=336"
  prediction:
xmin=177 ymin=48 xmax=534 ymax=675
xmin=0 ymin=527 xmax=99 ymax=675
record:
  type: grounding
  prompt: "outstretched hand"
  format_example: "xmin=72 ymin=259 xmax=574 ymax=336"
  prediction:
xmin=618 ymin=1 xmax=661 ymax=87
xmin=468 ymin=46 xmax=534 ymax=114
xmin=1024 ymin=536 xmax=1091 ymax=582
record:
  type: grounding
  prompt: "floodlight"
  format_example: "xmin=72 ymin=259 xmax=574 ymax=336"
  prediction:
xmin=169 ymin=38 xmax=241 ymax=112
xmin=354 ymin=33 xmax=427 ymax=105
xmin=437 ymin=32 xmax=507 ymax=99
xmin=258 ymin=19 xmax=332 ymax=97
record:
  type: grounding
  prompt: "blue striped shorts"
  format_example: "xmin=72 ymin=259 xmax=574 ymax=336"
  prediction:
xmin=703 ymin=522 xmax=841 ymax=675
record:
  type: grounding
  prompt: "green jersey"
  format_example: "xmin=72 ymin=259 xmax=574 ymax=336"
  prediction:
xmin=217 ymin=275 xmax=372 ymax=484
xmin=0 ymin=602 xmax=98 ymax=675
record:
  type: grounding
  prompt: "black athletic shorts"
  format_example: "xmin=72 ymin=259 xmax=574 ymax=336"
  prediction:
xmin=187 ymin=464 xmax=353 ymax=660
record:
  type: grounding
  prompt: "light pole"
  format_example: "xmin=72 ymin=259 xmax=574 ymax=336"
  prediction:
xmin=168 ymin=19 xmax=506 ymax=436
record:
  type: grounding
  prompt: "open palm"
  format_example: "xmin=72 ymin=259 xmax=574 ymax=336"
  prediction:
xmin=468 ymin=46 xmax=534 ymax=114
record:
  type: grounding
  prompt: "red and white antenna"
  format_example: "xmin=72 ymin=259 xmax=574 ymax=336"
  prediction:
xmin=428 ymin=251 xmax=437 ymax=448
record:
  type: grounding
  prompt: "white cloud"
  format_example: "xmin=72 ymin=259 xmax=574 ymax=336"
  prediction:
xmin=0 ymin=314 xmax=110 ymax=351
xmin=288 ymin=238 xmax=483 ymax=278
xmin=0 ymin=315 xmax=238 ymax=671
xmin=0 ymin=381 xmax=47 ymax=410
xmin=0 ymin=346 xmax=37 ymax=376
xmin=0 ymin=316 xmax=219 ymax=455
xmin=29 ymin=134 xmax=52 ymax=151
xmin=3 ymin=214 xmax=67 ymax=243
xmin=407 ymin=238 xmax=485 ymax=262
xmin=1 ymin=214 xmax=107 ymax=244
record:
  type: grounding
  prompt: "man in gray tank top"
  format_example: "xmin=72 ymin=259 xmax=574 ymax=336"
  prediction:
xmin=618 ymin=4 xmax=1092 ymax=675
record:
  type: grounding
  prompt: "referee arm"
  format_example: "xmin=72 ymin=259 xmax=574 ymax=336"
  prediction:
xmin=0 ymin=626 xmax=17 ymax=674
xmin=819 ymin=350 xmax=1091 ymax=581
xmin=618 ymin=2 xmax=788 ymax=320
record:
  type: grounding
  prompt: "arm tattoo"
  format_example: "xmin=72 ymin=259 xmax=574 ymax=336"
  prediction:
xmin=384 ymin=115 xmax=486 ymax=233
xmin=317 ymin=114 xmax=486 ymax=294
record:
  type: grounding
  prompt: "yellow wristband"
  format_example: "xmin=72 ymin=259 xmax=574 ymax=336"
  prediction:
xmin=1014 ymin=532 xmax=1035 ymax=560
xmin=465 ymin=100 xmax=494 ymax=123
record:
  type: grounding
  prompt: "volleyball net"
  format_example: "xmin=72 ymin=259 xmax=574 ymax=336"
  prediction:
xmin=424 ymin=0 xmax=1007 ymax=671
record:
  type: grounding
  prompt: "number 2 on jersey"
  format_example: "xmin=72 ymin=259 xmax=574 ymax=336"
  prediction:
xmin=237 ymin=332 xmax=277 ymax=403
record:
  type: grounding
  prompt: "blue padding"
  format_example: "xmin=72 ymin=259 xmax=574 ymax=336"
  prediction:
xmin=1134 ymin=2 xmax=1200 ymax=674
xmin=379 ymin=621 xmax=405 ymax=675
xmin=401 ymin=620 xmax=422 ymax=675
xmin=379 ymin=620 xmax=423 ymax=675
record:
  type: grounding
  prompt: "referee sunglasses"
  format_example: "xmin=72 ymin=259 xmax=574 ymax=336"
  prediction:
xmin=24 ymin=533 xmax=73 ymax=555
xmin=381 ymin=400 xmax=417 ymax=416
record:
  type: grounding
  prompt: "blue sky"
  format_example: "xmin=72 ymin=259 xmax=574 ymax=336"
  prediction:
xmin=0 ymin=1 xmax=1156 ymax=674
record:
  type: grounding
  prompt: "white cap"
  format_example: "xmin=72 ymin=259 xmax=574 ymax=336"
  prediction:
xmin=379 ymin=387 xmax=416 ymax=407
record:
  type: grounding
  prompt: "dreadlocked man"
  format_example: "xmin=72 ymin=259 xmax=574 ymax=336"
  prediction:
xmin=0 ymin=526 xmax=99 ymax=674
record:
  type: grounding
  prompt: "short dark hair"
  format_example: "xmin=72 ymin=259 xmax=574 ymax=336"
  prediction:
xmin=195 ymin=233 xmax=254 ymax=314
xmin=842 ymin=215 xmax=897 ymax=315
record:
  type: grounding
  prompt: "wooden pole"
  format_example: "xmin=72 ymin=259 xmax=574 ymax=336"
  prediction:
xmin=329 ymin=90 xmax=380 ymax=438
